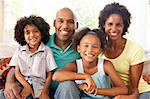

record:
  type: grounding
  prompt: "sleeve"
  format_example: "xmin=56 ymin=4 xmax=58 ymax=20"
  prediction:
xmin=46 ymin=48 xmax=57 ymax=72
xmin=9 ymin=48 xmax=19 ymax=67
xmin=130 ymin=44 xmax=146 ymax=65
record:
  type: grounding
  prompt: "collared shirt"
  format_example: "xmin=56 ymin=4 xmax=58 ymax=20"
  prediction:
xmin=9 ymin=42 xmax=57 ymax=97
xmin=47 ymin=33 xmax=80 ymax=90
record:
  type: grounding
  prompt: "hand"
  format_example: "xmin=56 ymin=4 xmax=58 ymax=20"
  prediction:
xmin=4 ymin=81 xmax=21 ymax=99
xmin=20 ymin=84 xmax=34 ymax=99
xmin=143 ymin=74 xmax=150 ymax=83
xmin=79 ymin=83 xmax=88 ymax=91
xmin=85 ymin=74 xmax=97 ymax=94
xmin=114 ymin=94 xmax=138 ymax=99
xmin=39 ymin=91 xmax=50 ymax=99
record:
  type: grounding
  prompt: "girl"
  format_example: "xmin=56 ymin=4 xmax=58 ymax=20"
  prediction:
xmin=53 ymin=27 xmax=128 ymax=99
xmin=9 ymin=15 xmax=57 ymax=99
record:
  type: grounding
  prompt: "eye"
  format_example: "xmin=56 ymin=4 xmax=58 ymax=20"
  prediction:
xmin=34 ymin=29 xmax=40 ymax=33
xmin=82 ymin=44 xmax=88 ymax=48
xmin=67 ymin=20 xmax=75 ymax=24
xmin=56 ymin=19 xmax=64 ymax=23
xmin=24 ymin=31 xmax=30 ymax=35
xmin=107 ymin=22 xmax=113 ymax=26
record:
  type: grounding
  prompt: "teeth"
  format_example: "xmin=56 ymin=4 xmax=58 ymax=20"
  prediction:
xmin=86 ymin=54 xmax=93 ymax=57
xmin=30 ymin=38 xmax=36 ymax=42
xmin=61 ymin=31 xmax=68 ymax=35
xmin=110 ymin=32 xmax=117 ymax=36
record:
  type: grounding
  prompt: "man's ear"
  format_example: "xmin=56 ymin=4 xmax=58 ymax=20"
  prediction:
xmin=75 ymin=22 xmax=79 ymax=29
xmin=53 ymin=20 xmax=56 ymax=27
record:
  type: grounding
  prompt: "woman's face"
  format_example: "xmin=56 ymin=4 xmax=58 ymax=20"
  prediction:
xmin=104 ymin=14 xmax=124 ymax=41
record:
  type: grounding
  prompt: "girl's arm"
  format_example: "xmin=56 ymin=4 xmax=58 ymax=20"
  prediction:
xmin=53 ymin=61 xmax=96 ymax=93
xmin=15 ymin=65 xmax=34 ymax=98
xmin=96 ymin=60 xmax=128 ymax=96
xmin=53 ymin=61 xmax=88 ymax=81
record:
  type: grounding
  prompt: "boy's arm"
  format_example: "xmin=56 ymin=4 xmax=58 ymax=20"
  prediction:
xmin=15 ymin=65 xmax=30 ymax=87
xmin=15 ymin=65 xmax=34 ymax=98
xmin=42 ymin=72 xmax=52 ymax=94
xmin=39 ymin=72 xmax=52 ymax=99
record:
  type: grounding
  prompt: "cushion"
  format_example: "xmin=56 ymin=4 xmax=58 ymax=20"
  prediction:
xmin=0 ymin=57 xmax=12 ymax=89
xmin=0 ymin=43 xmax=15 ymax=89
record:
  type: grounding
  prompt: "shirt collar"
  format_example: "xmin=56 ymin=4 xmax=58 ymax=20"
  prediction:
xmin=20 ymin=42 xmax=45 ymax=53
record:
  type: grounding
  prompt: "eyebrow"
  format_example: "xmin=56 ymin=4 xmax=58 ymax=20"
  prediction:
xmin=56 ymin=17 xmax=74 ymax=21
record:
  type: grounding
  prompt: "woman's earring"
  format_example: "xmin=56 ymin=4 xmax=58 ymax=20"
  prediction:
xmin=106 ymin=36 xmax=108 ymax=41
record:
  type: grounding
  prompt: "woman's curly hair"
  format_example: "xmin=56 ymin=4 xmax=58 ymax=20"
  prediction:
xmin=72 ymin=27 xmax=107 ymax=51
xmin=98 ymin=2 xmax=131 ymax=36
xmin=14 ymin=15 xmax=50 ymax=46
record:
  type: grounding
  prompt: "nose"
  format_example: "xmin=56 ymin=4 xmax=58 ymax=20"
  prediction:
xmin=111 ymin=25 xmax=117 ymax=32
xmin=87 ymin=46 xmax=92 ymax=52
xmin=62 ymin=21 xmax=69 ymax=29
xmin=29 ymin=32 xmax=34 ymax=37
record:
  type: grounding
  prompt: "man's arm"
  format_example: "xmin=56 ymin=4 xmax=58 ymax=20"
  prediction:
xmin=4 ymin=67 xmax=21 ymax=99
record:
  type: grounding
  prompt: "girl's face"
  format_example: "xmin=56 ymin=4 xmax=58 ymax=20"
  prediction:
xmin=104 ymin=14 xmax=124 ymax=41
xmin=77 ymin=34 xmax=101 ymax=63
xmin=24 ymin=25 xmax=42 ymax=49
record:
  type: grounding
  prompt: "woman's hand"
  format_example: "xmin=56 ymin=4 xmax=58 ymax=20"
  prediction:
xmin=143 ymin=74 xmax=150 ymax=84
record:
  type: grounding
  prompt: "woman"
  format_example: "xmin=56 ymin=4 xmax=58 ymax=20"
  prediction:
xmin=98 ymin=2 xmax=150 ymax=99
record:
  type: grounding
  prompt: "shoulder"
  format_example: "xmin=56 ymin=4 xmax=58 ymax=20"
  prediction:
xmin=103 ymin=59 xmax=114 ymax=72
xmin=46 ymin=33 xmax=55 ymax=47
xmin=127 ymin=39 xmax=144 ymax=51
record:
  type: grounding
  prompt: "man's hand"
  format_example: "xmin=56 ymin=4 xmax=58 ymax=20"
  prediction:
xmin=4 ymin=81 xmax=21 ymax=99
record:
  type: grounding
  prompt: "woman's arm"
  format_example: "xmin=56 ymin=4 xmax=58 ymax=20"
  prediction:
xmin=130 ymin=63 xmax=143 ymax=95
xmin=96 ymin=60 xmax=128 ymax=96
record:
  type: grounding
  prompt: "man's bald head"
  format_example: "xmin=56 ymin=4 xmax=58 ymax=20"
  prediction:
xmin=55 ymin=7 xmax=77 ymax=22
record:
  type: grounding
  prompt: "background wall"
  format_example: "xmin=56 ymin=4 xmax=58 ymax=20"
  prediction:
xmin=0 ymin=0 xmax=150 ymax=50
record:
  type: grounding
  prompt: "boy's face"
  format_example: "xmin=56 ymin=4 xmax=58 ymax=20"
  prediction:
xmin=24 ymin=25 xmax=41 ymax=49
xmin=54 ymin=8 xmax=78 ymax=43
xmin=77 ymin=34 xmax=101 ymax=63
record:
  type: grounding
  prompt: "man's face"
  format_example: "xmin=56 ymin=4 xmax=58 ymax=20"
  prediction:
xmin=54 ymin=8 xmax=78 ymax=43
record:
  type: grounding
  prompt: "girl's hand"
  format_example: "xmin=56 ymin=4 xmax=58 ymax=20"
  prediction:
xmin=85 ymin=74 xmax=97 ymax=94
xmin=114 ymin=94 xmax=138 ymax=99
xmin=39 ymin=91 xmax=50 ymax=99
xmin=20 ymin=84 xmax=34 ymax=99
xmin=79 ymin=83 xmax=88 ymax=91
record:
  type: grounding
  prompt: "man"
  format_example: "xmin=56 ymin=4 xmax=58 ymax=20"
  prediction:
xmin=0 ymin=7 xmax=80 ymax=99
